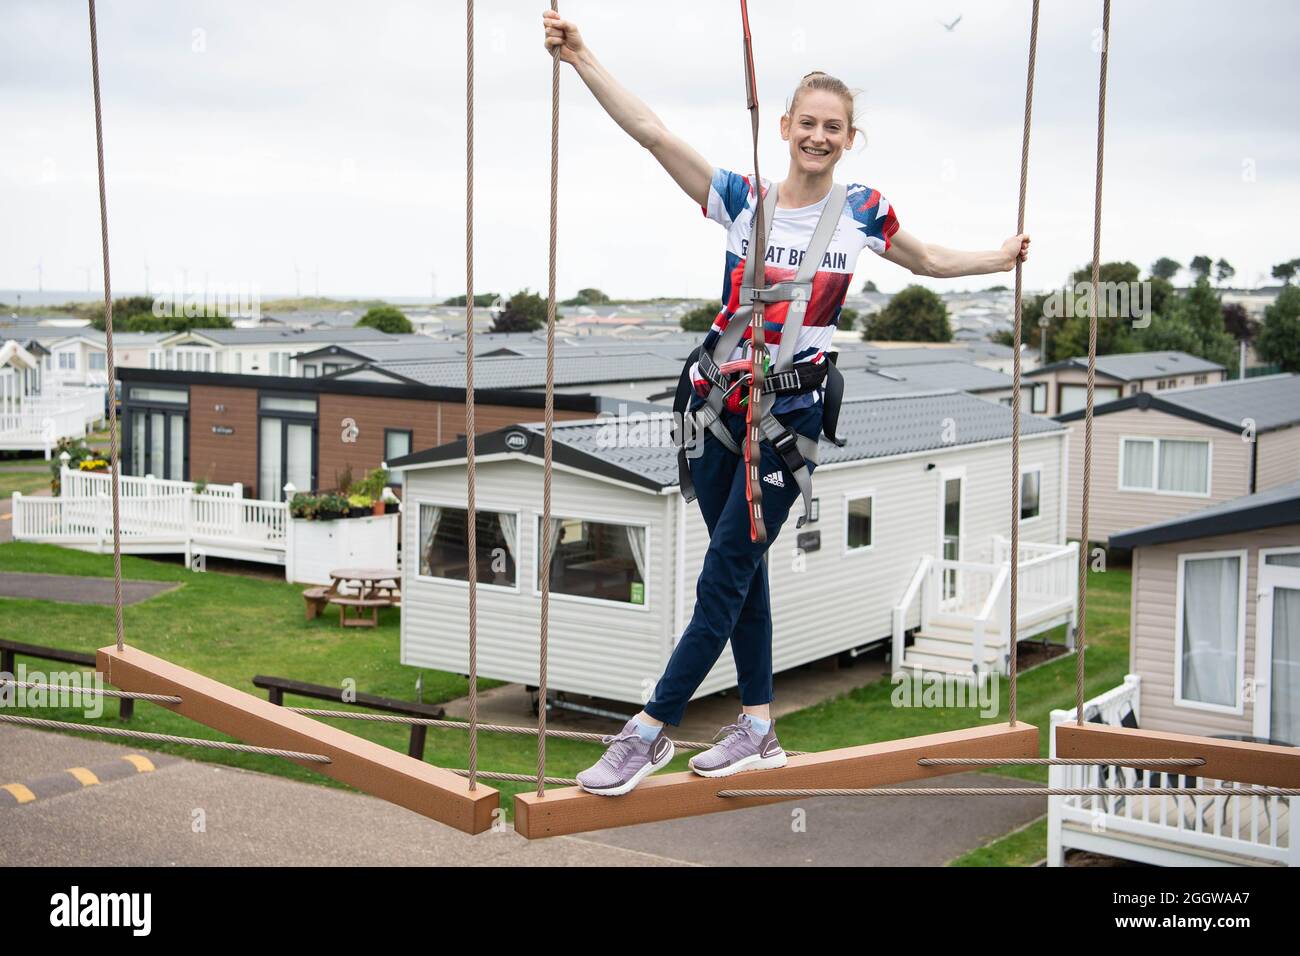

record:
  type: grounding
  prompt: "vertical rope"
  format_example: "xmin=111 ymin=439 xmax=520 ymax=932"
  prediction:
xmin=740 ymin=0 xmax=768 ymax=544
xmin=538 ymin=0 xmax=561 ymax=797
xmin=1008 ymin=0 xmax=1040 ymax=727
xmin=1077 ymin=0 xmax=1110 ymax=724
xmin=86 ymin=0 xmax=125 ymax=654
xmin=464 ymin=0 xmax=478 ymax=790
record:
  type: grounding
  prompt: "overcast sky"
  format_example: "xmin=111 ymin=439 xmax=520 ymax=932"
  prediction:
xmin=4 ymin=0 xmax=1298 ymax=304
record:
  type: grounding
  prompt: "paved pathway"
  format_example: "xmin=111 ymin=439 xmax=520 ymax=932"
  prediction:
xmin=0 ymin=571 xmax=178 ymax=605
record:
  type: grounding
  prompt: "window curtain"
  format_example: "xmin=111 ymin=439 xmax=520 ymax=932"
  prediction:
xmin=1122 ymin=439 xmax=1154 ymax=488
xmin=625 ymin=525 xmax=647 ymax=584
xmin=419 ymin=504 xmax=441 ymax=577
xmin=497 ymin=512 xmax=517 ymax=562
xmin=1181 ymin=556 xmax=1239 ymax=707
xmin=1159 ymin=439 xmax=1209 ymax=494
xmin=1270 ymin=587 xmax=1300 ymax=746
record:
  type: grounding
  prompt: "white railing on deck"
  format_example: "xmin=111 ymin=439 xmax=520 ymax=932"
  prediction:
xmin=62 ymin=468 xmax=240 ymax=501
xmin=13 ymin=471 xmax=285 ymax=559
xmin=0 ymin=404 xmax=87 ymax=453
xmin=894 ymin=537 xmax=1079 ymax=677
xmin=892 ymin=555 xmax=932 ymax=671
xmin=1048 ymin=676 xmax=1297 ymax=866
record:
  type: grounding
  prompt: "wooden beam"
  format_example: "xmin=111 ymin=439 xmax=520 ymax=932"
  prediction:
xmin=97 ymin=644 xmax=498 ymax=834
xmin=1056 ymin=722 xmax=1300 ymax=789
xmin=515 ymin=721 xmax=1038 ymax=839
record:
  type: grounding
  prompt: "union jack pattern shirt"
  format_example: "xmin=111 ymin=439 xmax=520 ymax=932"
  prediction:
xmin=691 ymin=166 xmax=900 ymax=414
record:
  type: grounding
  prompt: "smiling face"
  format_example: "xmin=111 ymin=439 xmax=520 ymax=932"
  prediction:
xmin=781 ymin=88 xmax=855 ymax=174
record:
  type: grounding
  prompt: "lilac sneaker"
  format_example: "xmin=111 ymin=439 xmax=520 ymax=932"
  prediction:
xmin=576 ymin=718 xmax=675 ymax=797
xmin=688 ymin=714 xmax=787 ymax=777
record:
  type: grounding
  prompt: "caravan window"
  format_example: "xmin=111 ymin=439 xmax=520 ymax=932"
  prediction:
xmin=1120 ymin=437 xmax=1210 ymax=496
xmin=1020 ymin=469 xmax=1041 ymax=521
xmin=1176 ymin=551 xmax=1245 ymax=712
xmin=844 ymin=494 xmax=874 ymax=552
xmin=419 ymin=505 xmax=518 ymax=589
xmin=536 ymin=517 xmax=647 ymax=606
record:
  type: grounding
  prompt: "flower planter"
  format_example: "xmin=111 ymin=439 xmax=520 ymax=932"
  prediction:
xmin=285 ymin=512 xmax=400 ymax=586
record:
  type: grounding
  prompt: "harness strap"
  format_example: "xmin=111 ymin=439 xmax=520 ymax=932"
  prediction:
xmin=767 ymin=182 xmax=847 ymax=374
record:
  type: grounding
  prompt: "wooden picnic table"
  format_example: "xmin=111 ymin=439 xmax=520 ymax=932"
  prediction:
xmin=328 ymin=567 xmax=401 ymax=601
xmin=300 ymin=568 xmax=402 ymax=627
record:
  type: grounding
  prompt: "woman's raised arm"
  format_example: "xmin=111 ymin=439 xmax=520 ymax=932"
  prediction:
xmin=543 ymin=10 xmax=712 ymax=207
xmin=883 ymin=227 xmax=1031 ymax=278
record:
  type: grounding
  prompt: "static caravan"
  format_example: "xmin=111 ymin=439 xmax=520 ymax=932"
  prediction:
xmin=1054 ymin=374 xmax=1300 ymax=544
xmin=1047 ymin=480 xmax=1300 ymax=867
xmin=391 ymin=389 xmax=1075 ymax=709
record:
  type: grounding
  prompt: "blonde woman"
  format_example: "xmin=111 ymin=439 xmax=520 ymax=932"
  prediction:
xmin=542 ymin=10 xmax=1029 ymax=795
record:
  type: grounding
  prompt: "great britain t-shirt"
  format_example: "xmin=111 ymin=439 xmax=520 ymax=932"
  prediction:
xmin=691 ymin=167 xmax=900 ymax=414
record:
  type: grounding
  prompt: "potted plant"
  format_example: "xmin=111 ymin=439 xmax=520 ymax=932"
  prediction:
xmin=354 ymin=467 xmax=390 ymax=516
xmin=78 ymin=458 xmax=110 ymax=473
xmin=347 ymin=492 xmax=373 ymax=516
xmin=317 ymin=493 xmax=348 ymax=521
xmin=289 ymin=492 xmax=320 ymax=520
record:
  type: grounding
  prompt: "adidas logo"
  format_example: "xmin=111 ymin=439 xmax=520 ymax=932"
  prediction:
xmin=762 ymin=471 xmax=785 ymax=487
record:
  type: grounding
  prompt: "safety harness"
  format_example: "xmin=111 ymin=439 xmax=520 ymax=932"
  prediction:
xmin=672 ymin=178 xmax=848 ymax=531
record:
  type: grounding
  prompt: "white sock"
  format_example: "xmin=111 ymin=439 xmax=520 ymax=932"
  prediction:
xmin=632 ymin=718 xmax=662 ymax=741
xmin=742 ymin=714 xmax=771 ymax=735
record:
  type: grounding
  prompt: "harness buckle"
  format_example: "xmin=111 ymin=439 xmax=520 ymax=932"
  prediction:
xmin=738 ymin=280 xmax=812 ymax=306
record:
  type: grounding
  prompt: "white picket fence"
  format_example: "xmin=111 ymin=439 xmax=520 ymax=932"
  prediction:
xmin=14 ymin=467 xmax=288 ymax=568
xmin=0 ymin=402 xmax=88 ymax=455
xmin=1047 ymin=676 xmax=1296 ymax=867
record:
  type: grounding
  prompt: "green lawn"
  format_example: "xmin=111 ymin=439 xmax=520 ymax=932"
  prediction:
xmin=0 ymin=540 xmax=1133 ymax=854
xmin=0 ymin=470 xmax=53 ymax=499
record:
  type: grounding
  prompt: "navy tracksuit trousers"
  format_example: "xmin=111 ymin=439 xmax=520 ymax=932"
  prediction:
xmin=644 ymin=400 xmax=822 ymax=726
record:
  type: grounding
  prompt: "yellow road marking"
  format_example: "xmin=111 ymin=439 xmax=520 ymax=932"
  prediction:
xmin=121 ymin=754 xmax=155 ymax=772
xmin=2 ymin=782 xmax=36 ymax=803
xmin=67 ymin=767 xmax=100 ymax=786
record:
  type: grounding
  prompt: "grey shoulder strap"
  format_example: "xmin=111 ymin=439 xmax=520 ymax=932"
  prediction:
xmin=773 ymin=182 xmax=847 ymax=372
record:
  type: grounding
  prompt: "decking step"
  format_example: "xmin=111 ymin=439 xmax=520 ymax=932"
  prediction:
xmin=911 ymin=635 xmax=1003 ymax=664
xmin=899 ymin=651 xmax=989 ymax=678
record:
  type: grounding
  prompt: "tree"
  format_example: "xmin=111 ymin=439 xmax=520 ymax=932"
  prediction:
xmin=860 ymin=280 xmax=879 ymax=293
xmin=1072 ymin=260 xmax=1141 ymax=287
xmin=1147 ymin=276 xmax=1176 ymax=318
xmin=839 ymin=306 xmax=860 ymax=330
xmin=490 ymin=288 xmax=547 ymax=333
xmin=1150 ymin=257 xmax=1181 ymax=281
xmin=356 ymin=306 xmax=412 ymax=334
xmin=1272 ymin=260 xmax=1298 ymax=285
xmin=1256 ymin=284 xmax=1300 ymax=372
xmin=1135 ymin=276 xmax=1234 ymax=368
xmin=90 ymin=295 xmax=236 ymax=333
xmin=679 ymin=304 xmax=717 ymax=332
xmin=562 ymin=288 xmax=610 ymax=306
xmin=1214 ymin=258 xmax=1235 ymax=287
xmin=859 ymin=285 xmax=951 ymax=342
xmin=1189 ymin=255 xmax=1213 ymax=281
xmin=1221 ymin=302 xmax=1252 ymax=342
xmin=1051 ymin=261 xmax=1144 ymax=361
xmin=441 ymin=292 xmax=499 ymax=307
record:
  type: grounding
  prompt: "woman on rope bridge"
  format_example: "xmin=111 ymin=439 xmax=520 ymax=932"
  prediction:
xmin=541 ymin=9 xmax=1031 ymax=796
